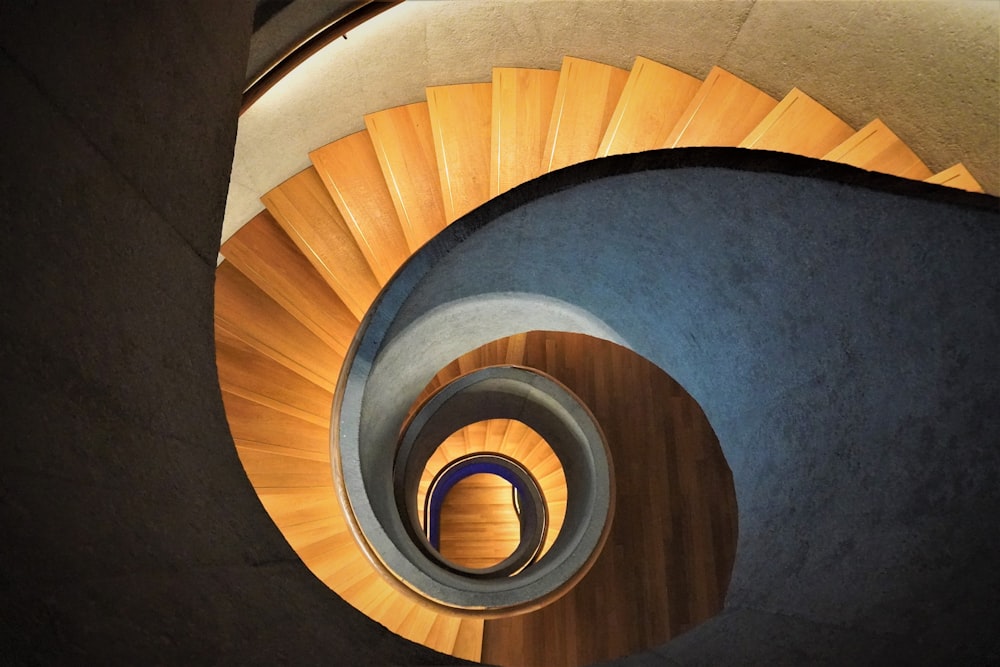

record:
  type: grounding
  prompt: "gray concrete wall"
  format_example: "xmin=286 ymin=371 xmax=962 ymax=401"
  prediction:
xmin=0 ymin=3 xmax=463 ymax=664
xmin=350 ymin=149 xmax=1000 ymax=664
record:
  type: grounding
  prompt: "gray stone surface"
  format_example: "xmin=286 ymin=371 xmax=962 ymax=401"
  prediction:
xmin=343 ymin=365 xmax=612 ymax=609
xmin=344 ymin=149 xmax=1000 ymax=663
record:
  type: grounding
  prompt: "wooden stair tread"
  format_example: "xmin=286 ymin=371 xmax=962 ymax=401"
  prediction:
xmin=598 ymin=56 xmax=701 ymax=157
xmin=233 ymin=438 xmax=330 ymax=464
xmin=278 ymin=516 xmax=347 ymax=543
xmin=261 ymin=167 xmax=380 ymax=319
xmin=822 ymin=118 xmax=933 ymax=179
xmin=255 ymin=490 xmax=342 ymax=527
xmin=396 ymin=603 xmax=441 ymax=646
xmin=365 ymin=102 xmax=448 ymax=251
xmin=310 ymin=129 xmax=412 ymax=285
xmin=424 ymin=614 xmax=465 ymax=657
xmin=663 ymin=65 xmax=778 ymax=148
xmin=427 ymin=82 xmax=494 ymax=222
xmin=235 ymin=445 xmax=334 ymax=489
xmin=926 ymin=162 xmax=984 ymax=193
xmin=491 ymin=67 xmax=561 ymax=195
xmin=215 ymin=325 xmax=333 ymax=425
xmin=739 ymin=87 xmax=855 ymax=158
xmin=215 ymin=262 xmax=343 ymax=391
xmin=355 ymin=577 xmax=397 ymax=617
xmin=453 ymin=618 xmax=485 ymax=662
xmin=379 ymin=598 xmax=419 ymax=633
xmin=543 ymin=56 xmax=630 ymax=173
xmin=221 ymin=210 xmax=358 ymax=357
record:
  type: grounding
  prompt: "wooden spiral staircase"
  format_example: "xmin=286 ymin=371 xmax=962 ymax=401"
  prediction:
xmin=214 ymin=55 xmax=984 ymax=663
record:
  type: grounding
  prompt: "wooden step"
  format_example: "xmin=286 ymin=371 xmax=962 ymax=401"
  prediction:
xmin=663 ymin=65 xmax=778 ymax=147
xmin=397 ymin=603 xmax=441 ymax=647
xmin=379 ymin=597 xmax=419 ymax=634
xmin=491 ymin=67 xmax=561 ymax=195
xmin=427 ymin=82 xmax=493 ymax=223
xmin=739 ymin=87 xmax=854 ymax=158
xmin=822 ymin=118 xmax=933 ymax=179
xmin=355 ymin=577 xmax=397 ymax=618
xmin=365 ymin=102 xmax=448 ymax=251
xmin=215 ymin=262 xmax=343 ymax=391
xmin=925 ymin=162 xmax=984 ymax=193
xmin=542 ymin=56 xmax=630 ymax=173
xmin=235 ymin=445 xmax=334 ymax=489
xmin=222 ymin=390 xmax=329 ymax=455
xmin=424 ymin=614 xmax=465 ymax=659
xmin=261 ymin=167 xmax=380 ymax=319
xmin=310 ymin=130 xmax=412 ymax=285
xmin=254 ymin=489 xmax=343 ymax=528
xmin=215 ymin=325 xmax=333 ymax=425
xmin=483 ymin=417 xmax=507 ymax=452
xmin=284 ymin=532 xmax=353 ymax=574
xmin=341 ymin=570 xmax=391 ymax=612
xmin=279 ymin=516 xmax=348 ymax=546
xmin=319 ymin=548 xmax=375 ymax=590
xmin=221 ymin=210 xmax=358 ymax=357
xmin=439 ymin=473 xmax=521 ymax=569
xmin=453 ymin=618 xmax=485 ymax=662
xmin=307 ymin=540 xmax=367 ymax=584
xmin=598 ymin=56 xmax=701 ymax=157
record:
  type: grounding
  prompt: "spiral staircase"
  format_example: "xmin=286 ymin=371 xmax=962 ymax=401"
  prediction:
xmin=214 ymin=54 xmax=983 ymax=665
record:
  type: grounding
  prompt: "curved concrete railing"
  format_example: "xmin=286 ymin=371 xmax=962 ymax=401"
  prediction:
xmin=338 ymin=360 xmax=613 ymax=610
xmin=422 ymin=452 xmax=546 ymax=578
xmin=331 ymin=147 xmax=999 ymax=660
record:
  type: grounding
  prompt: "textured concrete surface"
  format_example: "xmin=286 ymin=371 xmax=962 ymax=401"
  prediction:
xmin=224 ymin=0 xmax=1000 ymax=242
xmin=346 ymin=149 xmax=1000 ymax=663
xmin=344 ymin=365 xmax=612 ymax=609
xmin=0 ymin=3 xmax=467 ymax=665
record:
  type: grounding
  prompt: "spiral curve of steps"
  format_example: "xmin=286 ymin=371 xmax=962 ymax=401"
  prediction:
xmin=215 ymin=54 xmax=983 ymax=664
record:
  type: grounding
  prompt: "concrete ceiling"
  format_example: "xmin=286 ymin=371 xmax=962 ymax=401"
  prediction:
xmin=223 ymin=0 xmax=999 ymax=243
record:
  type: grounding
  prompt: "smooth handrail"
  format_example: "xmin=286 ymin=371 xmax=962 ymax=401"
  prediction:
xmin=241 ymin=1 xmax=404 ymax=115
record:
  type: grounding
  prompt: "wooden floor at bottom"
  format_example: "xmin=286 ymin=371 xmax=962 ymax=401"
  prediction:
xmin=430 ymin=331 xmax=738 ymax=667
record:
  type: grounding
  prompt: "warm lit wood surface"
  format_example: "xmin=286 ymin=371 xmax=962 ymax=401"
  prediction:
xmin=260 ymin=168 xmax=380 ymax=319
xmin=436 ymin=332 xmax=740 ymax=667
xmin=491 ymin=67 xmax=561 ymax=196
xmin=427 ymin=83 xmax=494 ymax=222
xmin=823 ymin=118 xmax=933 ymax=179
xmin=309 ymin=130 xmax=412 ymax=285
xmin=542 ymin=56 xmax=629 ymax=173
xmin=739 ymin=87 xmax=855 ymax=158
xmin=597 ymin=56 xmax=701 ymax=157
xmin=416 ymin=417 xmax=567 ymax=560
xmin=214 ymin=262 xmax=343 ymax=391
xmin=215 ymin=325 xmax=332 ymax=426
xmin=925 ymin=162 xmax=984 ymax=193
xmin=221 ymin=210 xmax=358 ymax=357
xmin=663 ymin=65 xmax=778 ymax=148
xmin=365 ymin=102 xmax=449 ymax=251
xmin=438 ymin=473 xmax=522 ymax=569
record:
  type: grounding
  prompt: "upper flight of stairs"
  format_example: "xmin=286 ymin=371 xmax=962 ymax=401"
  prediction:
xmin=215 ymin=54 xmax=983 ymax=663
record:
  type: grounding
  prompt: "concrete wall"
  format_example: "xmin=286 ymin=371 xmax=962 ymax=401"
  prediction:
xmin=0 ymin=4 xmax=462 ymax=664
xmin=348 ymin=149 xmax=1000 ymax=664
